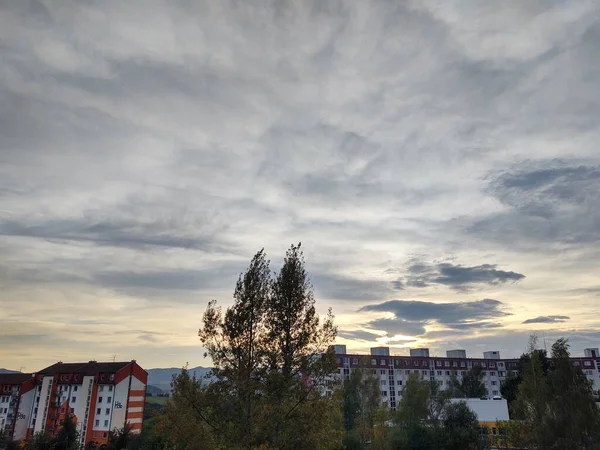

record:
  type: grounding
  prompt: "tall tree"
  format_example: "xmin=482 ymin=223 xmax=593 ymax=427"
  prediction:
xmin=448 ymin=366 xmax=486 ymax=398
xmin=198 ymin=249 xmax=271 ymax=448
xmin=544 ymin=338 xmax=600 ymax=449
xmin=262 ymin=243 xmax=338 ymax=449
xmin=53 ymin=415 xmax=79 ymax=450
xmin=442 ymin=402 xmax=486 ymax=450
xmin=341 ymin=366 xmax=385 ymax=449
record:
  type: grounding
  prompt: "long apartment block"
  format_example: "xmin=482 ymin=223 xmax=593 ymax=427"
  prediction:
xmin=329 ymin=345 xmax=600 ymax=410
xmin=0 ymin=360 xmax=147 ymax=447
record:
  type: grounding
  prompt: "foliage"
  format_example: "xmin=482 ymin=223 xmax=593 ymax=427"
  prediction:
xmin=448 ymin=366 xmax=486 ymax=399
xmin=341 ymin=366 xmax=387 ymax=449
xmin=53 ymin=415 xmax=79 ymax=450
xmin=387 ymin=374 xmax=484 ymax=450
xmin=441 ymin=401 xmax=485 ymax=450
xmin=169 ymin=244 xmax=340 ymax=449
xmin=24 ymin=432 xmax=55 ymax=450
xmin=512 ymin=336 xmax=600 ymax=449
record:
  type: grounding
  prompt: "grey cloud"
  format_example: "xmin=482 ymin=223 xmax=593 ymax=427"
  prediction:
xmin=337 ymin=330 xmax=383 ymax=342
xmin=393 ymin=261 xmax=525 ymax=292
xmin=361 ymin=298 xmax=510 ymax=324
xmin=523 ymin=315 xmax=570 ymax=324
xmin=469 ymin=160 xmax=600 ymax=249
xmin=311 ymin=272 xmax=389 ymax=302
xmin=365 ymin=318 xmax=427 ymax=337
xmin=0 ymin=218 xmax=231 ymax=252
xmin=360 ymin=298 xmax=510 ymax=337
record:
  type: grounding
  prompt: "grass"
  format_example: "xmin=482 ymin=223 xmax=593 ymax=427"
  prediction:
xmin=146 ymin=396 xmax=169 ymax=406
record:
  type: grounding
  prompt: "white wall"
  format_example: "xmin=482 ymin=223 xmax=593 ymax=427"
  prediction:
xmin=13 ymin=389 xmax=35 ymax=441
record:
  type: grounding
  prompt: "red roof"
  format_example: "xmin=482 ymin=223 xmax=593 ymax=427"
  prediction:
xmin=37 ymin=361 xmax=133 ymax=376
xmin=0 ymin=373 xmax=34 ymax=385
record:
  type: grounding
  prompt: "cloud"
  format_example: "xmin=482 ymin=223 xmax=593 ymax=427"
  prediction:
xmin=523 ymin=315 xmax=570 ymax=324
xmin=337 ymin=330 xmax=383 ymax=342
xmin=1 ymin=0 xmax=600 ymax=369
xmin=393 ymin=261 xmax=525 ymax=292
xmin=360 ymin=298 xmax=511 ymax=337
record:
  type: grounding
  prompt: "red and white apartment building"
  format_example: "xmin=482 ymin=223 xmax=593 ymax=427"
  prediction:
xmin=1 ymin=360 xmax=147 ymax=447
xmin=328 ymin=345 xmax=600 ymax=410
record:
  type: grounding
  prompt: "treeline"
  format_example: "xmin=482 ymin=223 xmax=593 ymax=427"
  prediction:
xmin=5 ymin=246 xmax=600 ymax=450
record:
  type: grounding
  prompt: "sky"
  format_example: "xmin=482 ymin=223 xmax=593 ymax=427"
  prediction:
xmin=1 ymin=0 xmax=600 ymax=372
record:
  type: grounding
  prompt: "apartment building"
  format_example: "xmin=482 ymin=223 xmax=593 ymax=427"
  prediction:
xmin=0 ymin=373 xmax=34 ymax=438
xmin=5 ymin=360 xmax=147 ymax=447
xmin=329 ymin=345 xmax=600 ymax=410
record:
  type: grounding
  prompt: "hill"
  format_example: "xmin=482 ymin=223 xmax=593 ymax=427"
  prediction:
xmin=146 ymin=366 xmax=212 ymax=393
xmin=0 ymin=369 xmax=19 ymax=374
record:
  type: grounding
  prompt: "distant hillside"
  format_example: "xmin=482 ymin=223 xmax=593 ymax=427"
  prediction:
xmin=146 ymin=366 xmax=212 ymax=393
xmin=0 ymin=369 xmax=19 ymax=374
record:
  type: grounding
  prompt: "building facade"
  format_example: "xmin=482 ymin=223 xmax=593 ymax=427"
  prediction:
xmin=329 ymin=345 xmax=600 ymax=410
xmin=4 ymin=360 xmax=147 ymax=447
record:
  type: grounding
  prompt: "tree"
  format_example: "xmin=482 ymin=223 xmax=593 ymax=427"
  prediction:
xmin=544 ymin=338 xmax=600 ymax=449
xmin=390 ymin=373 xmax=449 ymax=450
xmin=198 ymin=249 xmax=271 ymax=448
xmin=442 ymin=402 xmax=485 ymax=450
xmin=24 ymin=432 xmax=54 ymax=450
xmin=449 ymin=366 xmax=486 ymax=398
xmin=341 ymin=366 xmax=386 ymax=449
xmin=153 ymin=368 xmax=217 ymax=450
xmin=54 ymin=415 xmax=79 ymax=450
xmin=190 ymin=244 xmax=339 ymax=449
xmin=261 ymin=243 xmax=338 ymax=449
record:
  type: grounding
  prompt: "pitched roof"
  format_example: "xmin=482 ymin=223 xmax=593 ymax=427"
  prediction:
xmin=37 ymin=361 xmax=132 ymax=376
xmin=0 ymin=373 xmax=34 ymax=385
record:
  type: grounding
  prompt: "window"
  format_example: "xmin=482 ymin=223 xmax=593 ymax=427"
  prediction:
xmin=452 ymin=361 xmax=457 ymax=367
xmin=71 ymin=397 xmax=76 ymax=403
xmin=70 ymin=408 xmax=74 ymax=414
xmin=108 ymin=386 xmax=113 ymax=392
xmin=380 ymin=359 xmax=386 ymax=365
xmin=103 ymin=433 xmax=107 ymax=438
xmin=99 ymin=386 xmax=104 ymax=392
xmin=380 ymin=370 xmax=385 ymax=375
xmin=104 ymin=420 xmax=109 ymax=427
xmin=61 ymin=408 xmax=65 ymax=413
xmin=490 ymin=371 xmax=496 ymax=376
xmin=381 ymin=380 xmax=387 ymax=386
xmin=109 ymin=374 xmax=115 ymax=381
xmin=98 ymin=397 xmax=103 ymax=403
xmin=437 ymin=371 xmax=442 ymax=376
xmin=445 ymin=371 xmax=450 ymax=376
xmin=105 ymin=408 xmax=110 ymax=415
xmin=444 ymin=361 xmax=450 ymax=367
xmin=492 ymin=390 xmax=498 ymax=395
xmin=73 ymin=386 xmax=78 ymax=392
xmin=352 ymin=358 xmax=359 ymax=365
xmin=107 ymin=397 xmax=111 ymax=403
xmin=422 ymin=370 xmax=428 ymax=376
xmin=381 ymin=391 xmax=387 ymax=397
xmin=460 ymin=361 xmax=465 ymax=367
xmin=491 ymin=381 xmax=497 ymax=386
xmin=499 ymin=371 xmax=506 ymax=377
xmin=436 ymin=361 xmax=442 ymax=367
xmin=95 ymin=420 xmax=99 ymax=427
xmin=97 ymin=408 xmax=101 ymax=415
xmin=397 ymin=380 xmax=402 ymax=385
xmin=93 ymin=432 xmax=98 ymax=438
xmin=584 ymin=361 xmax=592 ymax=367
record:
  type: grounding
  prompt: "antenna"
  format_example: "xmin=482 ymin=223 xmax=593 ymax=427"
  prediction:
xmin=19 ymin=367 xmax=25 ymax=373
xmin=112 ymin=354 xmax=116 ymax=363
